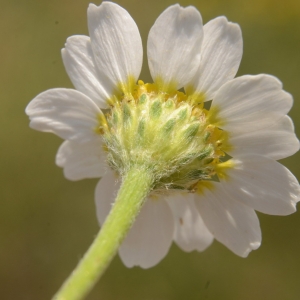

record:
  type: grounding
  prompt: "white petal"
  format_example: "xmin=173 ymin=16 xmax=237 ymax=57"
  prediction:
xmin=25 ymin=88 xmax=101 ymax=142
xmin=228 ymin=116 xmax=299 ymax=160
xmin=95 ymin=171 xmax=120 ymax=226
xmin=147 ymin=4 xmax=203 ymax=91
xmin=211 ymin=75 xmax=293 ymax=134
xmin=167 ymin=193 xmax=213 ymax=252
xmin=220 ymin=154 xmax=300 ymax=215
xmin=188 ymin=17 xmax=242 ymax=100
xmin=62 ymin=35 xmax=112 ymax=109
xmin=56 ymin=140 xmax=107 ymax=181
xmin=195 ymin=184 xmax=261 ymax=257
xmin=87 ymin=2 xmax=142 ymax=93
xmin=119 ymin=198 xmax=174 ymax=269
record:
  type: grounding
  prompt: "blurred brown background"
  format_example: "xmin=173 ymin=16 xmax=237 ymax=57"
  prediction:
xmin=1 ymin=0 xmax=300 ymax=299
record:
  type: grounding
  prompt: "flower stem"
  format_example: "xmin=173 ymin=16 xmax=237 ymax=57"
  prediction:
xmin=52 ymin=167 xmax=154 ymax=300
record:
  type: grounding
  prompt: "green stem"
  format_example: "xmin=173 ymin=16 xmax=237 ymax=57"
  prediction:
xmin=52 ymin=167 xmax=154 ymax=300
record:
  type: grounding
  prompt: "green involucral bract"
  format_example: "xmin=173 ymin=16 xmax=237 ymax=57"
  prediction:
xmin=98 ymin=81 xmax=228 ymax=193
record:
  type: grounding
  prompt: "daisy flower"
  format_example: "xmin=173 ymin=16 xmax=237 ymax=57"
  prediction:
xmin=26 ymin=1 xmax=300 ymax=272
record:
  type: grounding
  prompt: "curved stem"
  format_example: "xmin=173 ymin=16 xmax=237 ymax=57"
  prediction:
xmin=53 ymin=167 xmax=154 ymax=300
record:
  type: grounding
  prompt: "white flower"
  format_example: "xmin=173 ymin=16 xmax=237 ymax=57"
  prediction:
xmin=26 ymin=2 xmax=300 ymax=269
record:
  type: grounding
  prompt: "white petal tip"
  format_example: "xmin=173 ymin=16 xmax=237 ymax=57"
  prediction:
xmin=240 ymin=242 xmax=261 ymax=258
xmin=122 ymin=259 xmax=162 ymax=269
xmin=250 ymin=241 xmax=261 ymax=251
xmin=208 ymin=16 xmax=242 ymax=39
xmin=88 ymin=1 xmax=120 ymax=13
xmin=28 ymin=121 xmax=41 ymax=131
xmin=286 ymin=201 xmax=298 ymax=214
xmin=174 ymin=4 xmax=203 ymax=22
xmin=216 ymin=15 xmax=238 ymax=26
xmin=25 ymin=100 xmax=36 ymax=116
xmin=240 ymin=250 xmax=250 ymax=258
xmin=88 ymin=3 xmax=97 ymax=11
xmin=295 ymin=140 xmax=300 ymax=151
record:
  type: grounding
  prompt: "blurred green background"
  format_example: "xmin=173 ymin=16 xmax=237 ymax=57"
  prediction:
xmin=1 ymin=0 xmax=300 ymax=299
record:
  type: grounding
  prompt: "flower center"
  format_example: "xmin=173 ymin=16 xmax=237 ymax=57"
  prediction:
xmin=97 ymin=81 xmax=228 ymax=193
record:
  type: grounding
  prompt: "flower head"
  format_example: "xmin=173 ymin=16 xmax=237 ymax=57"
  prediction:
xmin=26 ymin=2 xmax=300 ymax=268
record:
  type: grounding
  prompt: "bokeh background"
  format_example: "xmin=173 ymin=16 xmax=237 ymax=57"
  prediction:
xmin=1 ymin=0 xmax=300 ymax=299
